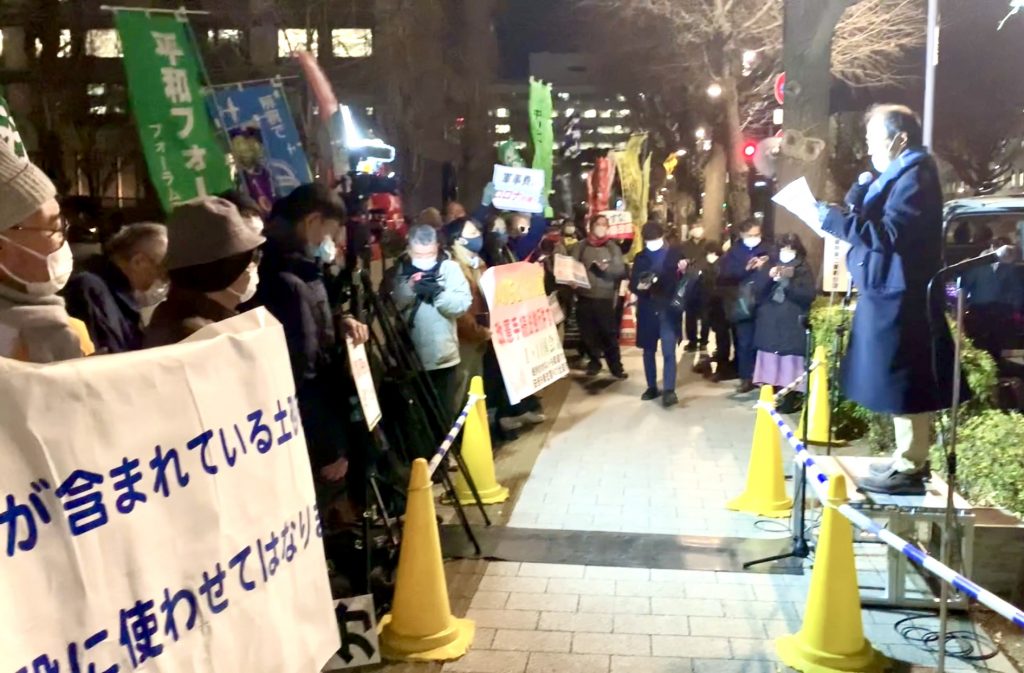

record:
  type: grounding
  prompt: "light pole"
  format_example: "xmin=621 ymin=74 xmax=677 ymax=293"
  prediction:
xmin=922 ymin=0 xmax=940 ymax=148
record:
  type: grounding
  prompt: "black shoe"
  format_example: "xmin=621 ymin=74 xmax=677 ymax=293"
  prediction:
xmin=684 ymin=343 xmax=698 ymax=353
xmin=662 ymin=391 xmax=679 ymax=408
xmin=776 ymin=391 xmax=804 ymax=415
xmin=858 ymin=467 xmax=930 ymax=495
xmin=869 ymin=460 xmax=930 ymax=476
xmin=610 ymin=368 xmax=629 ymax=380
xmin=711 ymin=365 xmax=738 ymax=383
xmin=585 ymin=360 xmax=602 ymax=377
xmin=736 ymin=379 xmax=756 ymax=394
xmin=641 ymin=387 xmax=660 ymax=401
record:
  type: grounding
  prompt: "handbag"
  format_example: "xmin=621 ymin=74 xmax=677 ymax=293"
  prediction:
xmin=668 ymin=273 xmax=694 ymax=313
xmin=727 ymin=280 xmax=757 ymax=322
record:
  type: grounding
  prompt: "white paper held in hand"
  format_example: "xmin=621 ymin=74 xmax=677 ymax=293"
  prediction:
xmin=772 ymin=177 xmax=825 ymax=238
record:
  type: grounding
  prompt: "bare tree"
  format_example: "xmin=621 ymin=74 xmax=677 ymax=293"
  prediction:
xmin=579 ymin=0 xmax=924 ymax=227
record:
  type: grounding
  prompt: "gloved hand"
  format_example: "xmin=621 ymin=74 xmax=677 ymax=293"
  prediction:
xmin=481 ymin=181 xmax=497 ymax=207
xmin=845 ymin=172 xmax=875 ymax=210
xmin=413 ymin=276 xmax=443 ymax=304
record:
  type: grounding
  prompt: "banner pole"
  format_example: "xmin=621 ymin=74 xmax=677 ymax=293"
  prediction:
xmin=100 ymin=4 xmax=210 ymax=15
xmin=209 ymin=75 xmax=301 ymax=90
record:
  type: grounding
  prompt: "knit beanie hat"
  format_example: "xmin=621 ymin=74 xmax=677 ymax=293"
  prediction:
xmin=164 ymin=196 xmax=266 ymax=271
xmin=0 ymin=142 xmax=57 ymax=232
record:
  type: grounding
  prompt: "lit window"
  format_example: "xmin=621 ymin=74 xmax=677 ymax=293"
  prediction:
xmin=495 ymin=107 xmax=509 ymax=118
xmin=515 ymin=141 xmax=527 ymax=150
xmin=208 ymin=29 xmax=242 ymax=45
xmin=579 ymin=141 xmax=596 ymax=150
xmin=600 ymin=110 xmax=613 ymax=118
xmin=34 ymin=30 xmax=73 ymax=58
xmin=583 ymin=109 xmax=597 ymax=119
xmin=494 ymin=124 xmax=511 ymax=134
xmin=596 ymin=126 xmax=615 ymax=135
xmin=87 ymin=82 xmax=126 ymax=115
xmin=618 ymin=109 xmax=631 ymax=117
xmin=278 ymin=29 xmax=318 ymax=58
xmin=597 ymin=142 xmax=613 ymax=149
xmin=617 ymin=94 xmax=627 ymax=102
xmin=331 ymin=28 xmax=372 ymax=58
xmin=365 ymin=107 xmax=375 ymax=116
xmin=86 ymin=29 xmax=122 ymax=58
xmin=551 ymin=111 xmax=558 ymax=119
xmin=564 ymin=107 xmax=576 ymax=117
xmin=613 ymin=125 xmax=626 ymax=134
xmin=557 ymin=92 xmax=570 ymax=101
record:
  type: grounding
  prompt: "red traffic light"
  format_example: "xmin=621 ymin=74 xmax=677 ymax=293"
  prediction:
xmin=743 ymin=142 xmax=758 ymax=159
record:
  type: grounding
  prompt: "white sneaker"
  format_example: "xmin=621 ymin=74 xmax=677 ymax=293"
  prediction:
xmin=499 ymin=417 xmax=524 ymax=431
xmin=517 ymin=411 xmax=547 ymax=425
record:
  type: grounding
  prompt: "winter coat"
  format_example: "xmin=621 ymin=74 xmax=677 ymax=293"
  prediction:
xmin=822 ymin=147 xmax=968 ymax=414
xmin=451 ymin=246 xmax=492 ymax=346
xmin=752 ymin=257 xmax=816 ymax=356
xmin=629 ymin=245 xmax=685 ymax=350
xmin=963 ymin=263 xmax=1024 ymax=311
xmin=64 ymin=256 xmax=144 ymax=354
xmin=392 ymin=257 xmax=472 ymax=371
xmin=572 ymin=239 xmax=627 ymax=300
xmin=0 ymin=286 xmax=94 ymax=362
xmin=144 ymin=287 xmax=236 ymax=348
xmin=719 ymin=238 xmax=773 ymax=323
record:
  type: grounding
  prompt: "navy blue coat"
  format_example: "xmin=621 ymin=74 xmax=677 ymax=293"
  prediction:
xmin=823 ymin=148 xmax=968 ymax=414
xmin=629 ymin=245 xmax=685 ymax=350
xmin=719 ymin=239 xmax=773 ymax=323
xmin=64 ymin=257 xmax=143 ymax=354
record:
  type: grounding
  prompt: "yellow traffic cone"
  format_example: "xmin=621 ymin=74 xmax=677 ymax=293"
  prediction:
xmin=798 ymin=346 xmax=835 ymax=446
xmin=727 ymin=386 xmax=793 ymax=518
xmin=776 ymin=473 xmax=887 ymax=673
xmin=379 ymin=458 xmax=475 ymax=661
xmin=454 ymin=376 xmax=509 ymax=505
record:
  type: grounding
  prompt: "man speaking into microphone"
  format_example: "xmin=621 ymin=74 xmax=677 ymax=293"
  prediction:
xmin=818 ymin=104 xmax=968 ymax=495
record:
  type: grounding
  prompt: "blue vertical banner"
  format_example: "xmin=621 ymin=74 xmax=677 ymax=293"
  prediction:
xmin=213 ymin=82 xmax=312 ymax=211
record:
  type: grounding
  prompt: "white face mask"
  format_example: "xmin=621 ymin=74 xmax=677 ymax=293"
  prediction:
xmin=135 ymin=279 xmax=170 ymax=307
xmin=411 ymin=257 xmax=436 ymax=271
xmin=0 ymin=237 xmax=74 ymax=296
xmin=228 ymin=267 xmax=259 ymax=304
xmin=743 ymin=236 xmax=762 ymax=249
xmin=706 ymin=253 xmax=720 ymax=264
xmin=645 ymin=239 xmax=665 ymax=252
xmin=778 ymin=249 xmax=797 ymax=264
xmin=317 ymin=237 xmax=337 ymax=264
xmin=870 ymin=135 xmax=900 ymax=174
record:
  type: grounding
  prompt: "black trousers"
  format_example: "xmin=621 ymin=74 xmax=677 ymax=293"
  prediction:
xmin=427 ymin=365 xmax=459 ymax=429
xmin=576 ymin=295 xmax=622 ymax=368
xmin=685 ymin=308 xmax=711 ymax=347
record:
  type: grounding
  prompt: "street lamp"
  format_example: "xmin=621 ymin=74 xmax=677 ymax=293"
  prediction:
xmin=695 ymin=127 xmax=706 ymax=140
xmin=706 ymin=82 xmax=723 ymax=99
xmin=674 ymin=149 xmax=688 ymax=157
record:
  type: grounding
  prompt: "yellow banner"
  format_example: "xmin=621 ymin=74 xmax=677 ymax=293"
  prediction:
xmin=614 ymin=133 xmax=648 ymax=257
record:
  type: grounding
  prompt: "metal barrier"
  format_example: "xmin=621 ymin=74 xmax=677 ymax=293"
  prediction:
xmin=758 ymin=401 xmax=1024 ymax=630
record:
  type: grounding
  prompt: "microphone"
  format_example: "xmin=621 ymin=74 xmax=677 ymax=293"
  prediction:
xmin=857 ymin=172 xmax=875 ymax=186
xmin=939 ymin=245 xmax=1016 ymax=278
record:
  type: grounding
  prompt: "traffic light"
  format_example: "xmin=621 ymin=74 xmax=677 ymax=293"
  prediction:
xmin=742 ymin=141 xmax=758 ymax=162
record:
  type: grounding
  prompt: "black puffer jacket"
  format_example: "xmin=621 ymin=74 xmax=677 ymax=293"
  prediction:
xmin=751 ymin=257 xmax=816 ymax=356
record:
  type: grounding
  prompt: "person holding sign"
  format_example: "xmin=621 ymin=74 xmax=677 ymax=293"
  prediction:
xmin=630 ymin=221 xmax=687 ymax=407
xmin=572 ymin=215 xmax=628 ymax=380
xmin=818 ymin=104 xmax=967 ymax=495
xmin=0 ymin=143 xmax=94 ymax=362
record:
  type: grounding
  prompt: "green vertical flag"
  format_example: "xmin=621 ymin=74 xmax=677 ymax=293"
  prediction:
xmin=115 ymin=11 xmax=232 ymax=212
xmin=528 ymin=77 xmax=554 ymax=217
xmin=0 ymin=85 xmax=28 ymax=159
xmin=497 ymin=139 xmax=525 ymax=168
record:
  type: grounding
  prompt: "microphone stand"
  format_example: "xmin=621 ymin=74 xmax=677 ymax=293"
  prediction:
xmin=743 ymin=319 xmax=813 ymax=569
xmin=826 ymin=281 xmax=854 ymax=456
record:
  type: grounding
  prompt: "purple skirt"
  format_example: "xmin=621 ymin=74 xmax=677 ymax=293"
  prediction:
xmin=753 ymin=352 xmax=806 ymax=391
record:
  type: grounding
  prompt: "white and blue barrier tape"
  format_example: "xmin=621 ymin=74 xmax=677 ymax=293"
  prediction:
xmin=773 ymin=359 xmax=822 ymax=400
xmin=427 ymin=394 xmax=483 ymax=477
xmin=757 ymin=401 xmax=1024 ymax=630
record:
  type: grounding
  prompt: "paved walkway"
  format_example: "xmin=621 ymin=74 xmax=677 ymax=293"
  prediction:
xmin=394 ymin=345 xmax=1020 ymax=673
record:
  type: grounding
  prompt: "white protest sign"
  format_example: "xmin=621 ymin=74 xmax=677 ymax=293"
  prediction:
xmin=598 ymin=209 xmax=634 ymax=240
xmin=772 ymin=177 xmax=825 ymax=237
xmin=323 ymin=595 xmax=382 ymax=669
xmin=480 ymin=262 xmax=569 ymax=404
xmin=0 ymin=309 xmax=340 ymax=673
xmin=553 ymin=254 xmax=590 ymax=289
xmin=347 ymin=339 xmax=382 ymax=431
xmin=491 ymin=164 xmax=545 ymax=214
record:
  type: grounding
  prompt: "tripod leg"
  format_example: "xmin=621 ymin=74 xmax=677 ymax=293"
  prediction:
xmin=369 ymin=474 xmax=400 ymax=550
xmin=448 ymin=445 xmax=493 ymax=527
xmin=438 ymin=467 xmax=482 ymax=555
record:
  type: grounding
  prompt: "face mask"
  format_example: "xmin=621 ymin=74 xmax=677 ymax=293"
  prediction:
xmin=645 ymin=239 xmax=665 ymax=252
xmin=490 ymin=231 xmax=509 ymax=246
xmin=464 ymin=237 xmax=484 ymax=254
xmin=317 ymin=238 xmax=337 ymax=264
xmin=228 ymin=267 xmax=259 ymax=304
xmin=0 ymin=237 xmax=74 ymax=295
xmin=779 ymin=249 xmax=797 ymax=264
xmin=871 ymin=135 xmax=900 ymax=173
xmin=135 ymin=279 xmax=170 ymax=307
xmin=411 ymin=257 xmax=436 ymax=271
xmin=743 ymin=236 xmax=762 ymax=249
xmin=706 ymin=253 xmax=720 ymax=265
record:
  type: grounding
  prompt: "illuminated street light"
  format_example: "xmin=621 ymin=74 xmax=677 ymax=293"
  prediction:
xmin=695 ymin=127 xmax=706 ymax=140
xmin=706 ymin=82 xmax=723 ymax=99
xmin=674 ymin=149 xmax=688 ymax=157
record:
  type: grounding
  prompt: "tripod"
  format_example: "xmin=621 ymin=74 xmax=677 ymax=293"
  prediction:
xmin=355 ymin=270 xmax=490 ymax=553
xmin=744 ymin=321 xmax=815 ymax=569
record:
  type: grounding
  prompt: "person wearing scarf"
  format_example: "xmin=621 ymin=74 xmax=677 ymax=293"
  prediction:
xmin=571 ymin=215 xmax=628 ymax=380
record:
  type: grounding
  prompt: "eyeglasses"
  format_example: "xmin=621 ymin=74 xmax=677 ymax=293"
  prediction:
xmin=8 ymin=217 xmax=70 ymax=244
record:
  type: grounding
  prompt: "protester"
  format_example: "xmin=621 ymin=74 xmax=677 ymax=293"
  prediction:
xmin=254 ymin=183 xmax=369 ymax=483
xmin=418 ymin=207 xmax=445 ymax=230
xmin=819 ymin=104 xmax=967 ymax=494
xmin=680 ymin=224 xmax=713 ymax=352
xmin=719 ymin=218 xmax=771 ymax=393
xmin=963 ymin=237 xmax=1024 ymax=362
xmin=702 ymin=243 xmax=734 ymax=381
xmin=630 ymin=221 xmax=686 ymax=407
xmin=0 ymin=143 xmax=94 ymax=362
xmin=482 ymin=213 xmax=517 ymax=267
xmin=65 ymin=222 xmax=168 ymax=354
xmin=145 ymin=197 xmax=264 ymax=348
xmin=217 ymin=189 xmax=265 ymax=235
xmin=572 ymin=214 xmax=628 ymax=379
xmin=751 ymin=233 xmax=816 ymax=408
xmin=446 ymin=217 xmax=492 ymax=406
xmin=391 ymin=224 xmax=472 ymax=424
xmin=445 ymin=201 xmax=467 ymax=224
